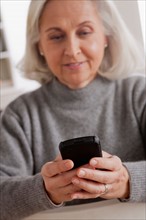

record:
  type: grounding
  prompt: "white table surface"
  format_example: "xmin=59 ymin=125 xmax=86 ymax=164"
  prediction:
xmin=25 ymin=199 xmax=146 ymax=220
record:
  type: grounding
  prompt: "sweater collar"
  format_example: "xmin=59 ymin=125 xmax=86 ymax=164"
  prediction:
xmin=45 ymin=75 xmax=110 ymax=109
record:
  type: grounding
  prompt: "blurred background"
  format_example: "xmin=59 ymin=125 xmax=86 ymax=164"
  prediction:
xmin=0 ymin=0 xmax=145 ymax=110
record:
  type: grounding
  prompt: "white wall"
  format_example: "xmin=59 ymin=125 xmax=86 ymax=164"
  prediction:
xmin=138 ymin=0 xmax=146 ymax=50
xmin=115 ymin=1 xmax=142 ymax=42
xmin=1 ymin=0 xmax=40 ymax=91
xmin=1 ymin=0 xmax=31 ymax=66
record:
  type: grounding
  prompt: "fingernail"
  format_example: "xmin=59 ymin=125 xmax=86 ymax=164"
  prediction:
xmin=78 ymin=169 xmax=85 ymax=177
xmin=90 ymin=159 xmax=97 ymax=166
xmin=64 ymin=161 xmax=71 ymax=169
xmin=72 ymin=194 xmax=79 ymax=199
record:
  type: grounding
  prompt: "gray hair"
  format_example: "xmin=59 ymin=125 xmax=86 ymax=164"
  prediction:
xmin=19 ymin=0 xmax=145 ymax=84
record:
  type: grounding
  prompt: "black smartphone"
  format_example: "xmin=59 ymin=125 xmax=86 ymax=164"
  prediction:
xmin=59 ymin=136 xmax=102 ymax=169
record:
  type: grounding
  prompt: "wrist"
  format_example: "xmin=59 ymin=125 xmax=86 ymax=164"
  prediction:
xmin=120 ymin=164 xmax=130 ymax=199
xmin=45 ymin=192 xmax=64 ymax=207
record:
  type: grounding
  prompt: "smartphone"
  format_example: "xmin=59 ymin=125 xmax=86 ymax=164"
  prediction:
xmin=59 ymin=135 xmax=102 ymax=169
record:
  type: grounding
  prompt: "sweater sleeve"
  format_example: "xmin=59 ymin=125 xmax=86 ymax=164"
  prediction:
xmin=0 ymin=106 xmax=63 ymax=220
xmin=123 ymin=76 xmax=146 ymax=202
xmin=123 ymin=161 xmax=146 ymax=202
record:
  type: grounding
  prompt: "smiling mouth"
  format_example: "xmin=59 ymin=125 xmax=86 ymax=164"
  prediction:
xmin=64 ymin=61 xmax=86 ymax=70
xmin=64 ymin=62 xmax=83 ymax=66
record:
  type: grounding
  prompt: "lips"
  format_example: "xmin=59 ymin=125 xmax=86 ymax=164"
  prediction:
xmin=64 ymin=61 xmax=83 ymax=66
xmin=63 ymin=61 xmax=85 ymax=70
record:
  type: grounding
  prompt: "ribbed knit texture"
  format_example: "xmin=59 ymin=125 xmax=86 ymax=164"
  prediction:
xmin=0 ymin=74 xmax=146 ymax=220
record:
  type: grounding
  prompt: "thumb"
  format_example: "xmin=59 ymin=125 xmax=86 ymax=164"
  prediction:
xmin=102 ymin=150 xmax=112 ymax=158
xmin=54 ymin=153 xmax=62 ymax=161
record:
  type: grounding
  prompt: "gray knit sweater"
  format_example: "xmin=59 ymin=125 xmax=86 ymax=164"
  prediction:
xmin=0 ymin=75 xmax=146 ymax=220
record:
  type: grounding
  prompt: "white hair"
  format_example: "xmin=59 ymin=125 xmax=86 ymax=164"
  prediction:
xmin=19 ymin=0 xmax=145 ymax=84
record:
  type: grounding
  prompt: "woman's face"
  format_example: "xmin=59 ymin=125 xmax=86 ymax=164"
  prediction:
xmin=39 ymin=0 xmax=107 ymax=89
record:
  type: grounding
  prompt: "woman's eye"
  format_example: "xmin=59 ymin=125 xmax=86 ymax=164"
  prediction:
xmin=79 ymin=31 xmax=92 ymax=37
xmin=50 ymin=35 xmax=64 ymax=41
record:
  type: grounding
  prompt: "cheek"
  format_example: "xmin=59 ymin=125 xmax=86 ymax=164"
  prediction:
xmin=88 ymin=39 xmax=105 ymax=68
xmin=45 ymin=49 xmax=61 ymax=68
xmin=89 ymin=41 xmax=104 ymax=58
xmin=90 ymin=41 xmax=99 ymax=52
xmin=39 ymin=38 xmax=61 ymax=72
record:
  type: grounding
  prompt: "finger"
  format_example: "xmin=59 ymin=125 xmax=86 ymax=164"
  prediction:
xmin=72 ymin=178 xmax=109 ymax=194
xmin=76 ymin=168 xmax=119 ymax=184
xmin=43 ymin=171 xmax=79 ymax=204
xmin=89 ymin=155 xmax=122 ymax=171
xmin=71 ymin=182 xmax=112 ymax=199
xmin=41 ymin=159 xmax=74 ymax=177
xmin=72 ymin=191 xmax=99 ymax=200
xmin=58 ymin=183 xmax=81 ymax=195
xmin=45 ymin=168 xmax=77 ymax=189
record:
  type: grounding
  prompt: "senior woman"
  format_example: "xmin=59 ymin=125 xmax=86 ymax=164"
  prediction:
xmin=0 ymin=0 xmax=145 ymax=219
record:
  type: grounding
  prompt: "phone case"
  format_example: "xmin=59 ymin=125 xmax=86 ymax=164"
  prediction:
xmin=59 ymin=136 xmax=102 ymax=169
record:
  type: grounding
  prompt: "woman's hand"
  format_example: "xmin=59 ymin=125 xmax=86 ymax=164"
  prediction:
xmin=41 ymin=156 xmax=80 ymax=204
xmin=71 ymin=151 xmax=130 ymax=200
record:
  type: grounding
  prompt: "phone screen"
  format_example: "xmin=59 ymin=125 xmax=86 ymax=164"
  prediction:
xmin=59 ymin=136 xmax=102 ymax=169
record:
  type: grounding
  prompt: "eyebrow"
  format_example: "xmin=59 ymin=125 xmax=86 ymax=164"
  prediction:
xmin=45 ymin=27 xmax=62 ymax=33
xmin=45 ymin=21 xmax=94 ymax=33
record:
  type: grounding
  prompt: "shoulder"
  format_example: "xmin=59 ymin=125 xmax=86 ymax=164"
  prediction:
xmin=2 ymin=83 xmax=50 ymax=118
xmin=118 ymin=73 xmax=145 ymax=87
xmin=99 ymin=73 xmax=145 ymax=112
xmin=99 ymin=73 xmax=145 ymax=100
xmin=114 ymin=74 xmax=146 ymax=115
xmin=114 ymin=73 xmax=146 ymax=97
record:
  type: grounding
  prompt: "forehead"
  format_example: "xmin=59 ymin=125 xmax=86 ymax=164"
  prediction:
xmin=40 ymin=0 xmax=100 ymax=28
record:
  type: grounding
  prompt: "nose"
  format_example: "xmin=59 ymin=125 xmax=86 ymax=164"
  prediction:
xmin=64 ymin=36 xmax=81 ymax=57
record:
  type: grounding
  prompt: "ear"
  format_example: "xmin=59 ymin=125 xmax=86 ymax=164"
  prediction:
xmin=104 ymin=37 xmax=108 ymax=48
xmin=38 ymin=42 xmax=44 ymax=56
xmin=104 ymin=36 xmax=108 ymax=44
